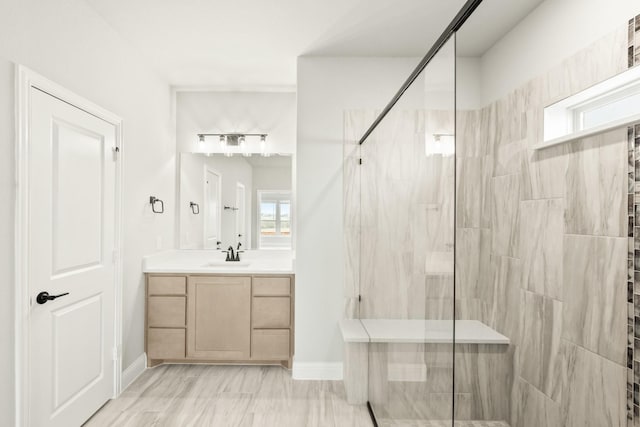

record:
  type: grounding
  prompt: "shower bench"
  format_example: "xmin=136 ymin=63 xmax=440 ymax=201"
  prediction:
xmin=339 ymin=319 xmax=510 ymax=406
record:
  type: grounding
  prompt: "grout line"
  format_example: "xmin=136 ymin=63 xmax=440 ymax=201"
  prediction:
xmin=559 ymin=337 xmax=626 ymax=368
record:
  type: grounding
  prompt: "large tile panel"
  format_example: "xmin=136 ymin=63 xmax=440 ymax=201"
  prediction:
xmin=563 ymin=235 xmax=627 ymax=365
xmin=560 ymin=342 xmax=626 ymax=427
xmin=491 ymin=174 xmax=520 ymax=257
xmin=518 ymin=291 xmax=563 ymax=402
xmin=520 ymin=199 xmax=564 ymax=300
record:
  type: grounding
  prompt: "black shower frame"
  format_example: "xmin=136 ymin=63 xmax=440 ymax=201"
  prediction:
xmin=357 ymin=0 xmax=483 ymax=146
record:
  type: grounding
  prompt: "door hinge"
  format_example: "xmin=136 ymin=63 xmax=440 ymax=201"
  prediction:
xmin=358 ymin=158 xmax=362 ymax=165
xmin=358 ymin=294 xmax=362 ymax=302
xmin=112 ymin=347 xmax=119 ymax=362
xmin=112 ymin=249 xmax=119 ymax=264
xmin=112 ymin=146 xmax=120 ymax=161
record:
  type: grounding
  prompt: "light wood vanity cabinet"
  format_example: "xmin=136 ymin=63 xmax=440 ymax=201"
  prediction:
xmin=145 ymin=274 xmax=294 ymax=368
xmin=251 ymin=277 xmax=292 ymax=361
xmin=146 ymin=276 xmax=186 ymax=360
xmin=187 ymin=276 xmax=251 ymax=360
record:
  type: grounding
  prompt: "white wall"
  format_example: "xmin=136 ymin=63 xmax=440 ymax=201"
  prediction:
xmin=295 ymin=57 xmax=423 ymax=375
xmin=0 ymin=0 xmax=175 ymax=423
xmin=179 ymin=154 xmax=206 ymax=249
xmin=176 ymin=91 xmax=296 ymax=154
xmin=252 ymin=163 xmax=292 ymax=248
xmin=456 ymin=57 xmax=482 ymax=110
xmin=480 ymin=0 xmax=640 ymax=103
xmin=0 ymin=56 xmax=14 ymax=426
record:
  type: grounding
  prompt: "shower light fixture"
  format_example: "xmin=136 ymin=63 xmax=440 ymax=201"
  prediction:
xmin=425 ymin=133 xmax=454 ymax=157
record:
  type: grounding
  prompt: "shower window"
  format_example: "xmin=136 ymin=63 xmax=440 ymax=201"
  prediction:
xmin=542 ymin=64 xmax=640 ymax=147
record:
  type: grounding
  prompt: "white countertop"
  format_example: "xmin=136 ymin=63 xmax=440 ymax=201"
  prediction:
xmin=340 ymin=319 xmax=509 ymax=345
xmin=142 ymin=249 xmax=295 ymax=274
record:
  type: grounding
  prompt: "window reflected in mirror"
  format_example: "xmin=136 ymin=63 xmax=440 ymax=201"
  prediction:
xmin=259 ymin=191 xmax=292 ymax=249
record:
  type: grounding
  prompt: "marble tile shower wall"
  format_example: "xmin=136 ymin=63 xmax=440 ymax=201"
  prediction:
xmin=344 ymin=108 xmax=513 ymax=421
xmin=344 ymin=109 xmax=456 ymax=320
xmin=344 ymin=109 xmax=468 ymax=422
xmin=343 ymin=16 xmax=638 ymax=426
xmin=456 ymin=22 xmax=634 ymax=427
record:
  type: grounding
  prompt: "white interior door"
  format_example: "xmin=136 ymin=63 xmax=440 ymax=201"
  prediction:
xmin=235 ymin=182 xmax=246 ymax=249
xmin=204 ymin=168 xmax=221 ymax=249
xmin=28 ymin=88 xmax=117 ymax=426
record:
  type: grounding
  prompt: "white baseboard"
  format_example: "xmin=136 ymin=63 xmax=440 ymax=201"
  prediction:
xmin=292 ymin=362 xmax=343 ymax=380
xmin=121 ymin=353 xmax=147 ymax=392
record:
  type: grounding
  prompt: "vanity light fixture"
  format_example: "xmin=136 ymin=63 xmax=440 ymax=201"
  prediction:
xmin=197 ymin=133 xmax=268 ymax=157
xmin=260 ymin=134 xmax=270 ymax=157
xmin=239 ymin=135 xmax=251 ymax=157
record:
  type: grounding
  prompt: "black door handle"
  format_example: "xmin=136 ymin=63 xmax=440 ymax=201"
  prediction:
xmin=36 ymin=291 xmax=70 ymax=305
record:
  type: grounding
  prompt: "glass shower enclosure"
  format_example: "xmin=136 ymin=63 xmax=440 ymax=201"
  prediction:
xmin=344 ymin=0 xmax=513 ymax=425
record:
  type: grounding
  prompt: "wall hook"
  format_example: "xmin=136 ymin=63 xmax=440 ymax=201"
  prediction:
xmin=190 ymin=202 xmax=200 ymax=215
xmin=149 ymin=196 xmax=164 ymax=214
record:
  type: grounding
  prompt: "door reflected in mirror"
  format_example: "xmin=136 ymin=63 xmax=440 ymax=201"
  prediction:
xmin=179 ymin=153 xmax=293 ymax=250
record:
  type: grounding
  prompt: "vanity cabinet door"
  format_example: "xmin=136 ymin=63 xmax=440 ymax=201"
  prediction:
xmin=187 ymin=276 xmax=251 ymax=360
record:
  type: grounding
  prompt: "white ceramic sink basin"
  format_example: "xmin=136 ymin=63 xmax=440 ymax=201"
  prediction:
xmin=202 ymin=261 xmax=251 ymax=267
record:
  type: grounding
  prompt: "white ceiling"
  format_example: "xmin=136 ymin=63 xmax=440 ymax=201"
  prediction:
xmin=85 ymin=0 xmax=544 ymax=88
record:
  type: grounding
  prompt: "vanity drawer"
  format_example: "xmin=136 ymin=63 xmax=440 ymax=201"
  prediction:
xmin=252 ymin=277 xmax=290 ymax=296
xmin=148 ymin=296 xmax=186 ymax=327
xmin=252 ymin=297 xmax=290 ymax=328
xmin=147 ymin=328 xmax=185 ymax=359
xmin=251 ymin=329 xmax=290 ymax=360
xmin=148 ymin=276 xmax=186 ymax=295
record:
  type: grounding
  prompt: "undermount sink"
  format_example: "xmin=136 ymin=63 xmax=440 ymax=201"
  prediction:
xmin=202 ymin=260 xmax=251 ymax=267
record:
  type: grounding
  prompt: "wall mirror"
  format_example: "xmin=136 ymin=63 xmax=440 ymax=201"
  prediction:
xmin=178 ymin=153 xmax=293 ymax=250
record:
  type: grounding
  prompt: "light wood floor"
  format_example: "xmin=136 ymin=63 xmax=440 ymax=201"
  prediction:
xmin=378 ymin=421 xmax=509 ymax=427
xmin=84 ymin=364 xmax=373 ymax=427
xmin=84 ymin=364 xmax=510 ymax=427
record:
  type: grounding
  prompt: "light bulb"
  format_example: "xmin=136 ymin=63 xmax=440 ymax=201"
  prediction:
xmin=260 ymin=135 xmax=268 ymax=157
